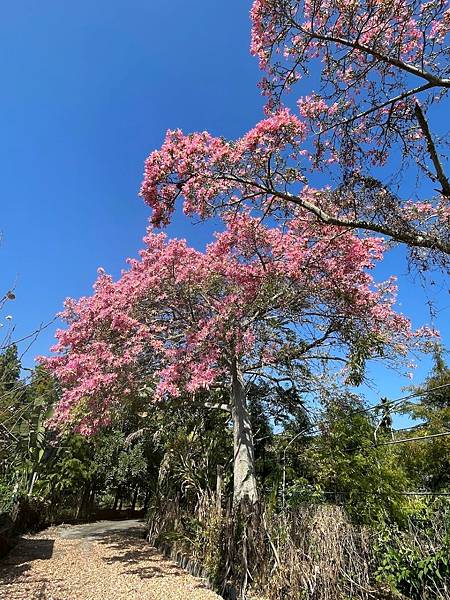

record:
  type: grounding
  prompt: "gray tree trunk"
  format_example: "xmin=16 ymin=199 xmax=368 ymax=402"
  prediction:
xmin=231 ymin=357 xmax=258 ymax=504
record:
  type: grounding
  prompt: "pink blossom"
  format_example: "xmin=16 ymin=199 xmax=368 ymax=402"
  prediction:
xmin=42 ymin=216 xmax=432 ymax=434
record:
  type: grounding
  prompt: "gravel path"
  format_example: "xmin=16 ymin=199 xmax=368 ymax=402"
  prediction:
xmin=0 ymin=519 xmax=222 ymax=600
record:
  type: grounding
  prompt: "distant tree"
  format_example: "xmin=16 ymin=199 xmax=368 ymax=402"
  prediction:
xmin=0 ymin=345 xmax=24 ymax=467
xmin=0 ymin=345 xmax=23 ymax=426
xmin=0 ymin=344 xmax=20 ymax=392
xmin=415 ymin=347 xmax=450 ymax=410
xmin=27 ymin=365 xmax=59 ymax=410
xmin=308 ymin=392 xmax=410 ymax=523
xmin=400 ymin=347 xmax=450 ymax=491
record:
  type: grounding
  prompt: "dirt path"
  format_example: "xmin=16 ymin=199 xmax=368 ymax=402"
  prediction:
xmin=0 ymin=519 xmax=222 ymax=600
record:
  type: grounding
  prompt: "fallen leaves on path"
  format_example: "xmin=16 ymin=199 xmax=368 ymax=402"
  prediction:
xmin=0 ymin=524 xmax=222 ymax=600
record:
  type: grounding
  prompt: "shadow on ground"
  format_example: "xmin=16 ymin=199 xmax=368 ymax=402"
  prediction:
xmin=95 ymin=529 xmax=185 ymax=580
xmin=0 ymin=537 xmax=54 ymax=586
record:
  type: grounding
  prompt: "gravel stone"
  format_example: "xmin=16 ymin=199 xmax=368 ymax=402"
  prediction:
xmin=0 ymin=520 xmax=222 ymax=600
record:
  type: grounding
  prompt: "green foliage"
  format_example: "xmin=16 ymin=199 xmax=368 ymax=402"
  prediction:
xmin=346 ymin=333 xmax=386 ymax=386
xmin=284 ymin=478 xmax=324 ymax=506
xmin=0 ymin=344 xmax=21 ymax=394
xmin=150 ymin=399 xmax=232 ymax=503
xmin=0 ymin=477 xmax=15 ymax=513
xmin=0 ymin=344 xmax=25 ymax=463
xmin=94 ymin=432 xmax=150 ymax=495
xmin=0 ymin=352 xmax=57 ymax=508
xmin=400 ymin=348 xmax=450 ymax=492
xmin=374 ymin=502 xmax=450 ymax=599
xmin=44 ymin=434 xmax=92 ymax=495
xmin=0 ymin=354 xmax=164 ymax=517
xmin=297 ymin=393 xmax=410 ymax=524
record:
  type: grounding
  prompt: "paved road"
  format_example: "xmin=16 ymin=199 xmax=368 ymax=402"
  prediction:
xmin=57 ymin=518 xmax=145 ymax=540
xmin=0 ymin=519 xmax=222 ymax=600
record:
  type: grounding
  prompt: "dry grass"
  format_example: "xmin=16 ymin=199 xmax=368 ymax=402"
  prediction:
xmin=149 ymin=499 xmax=392 ymax=599
xmin=255 ymin=506 xmax=376 ymax=600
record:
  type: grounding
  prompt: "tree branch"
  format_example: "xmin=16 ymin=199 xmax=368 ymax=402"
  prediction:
xmin=222 ymin=173 xmax=450 ymax=254
xmin=317 ymin=82 xmax=435 ymax=135
xmin=297 ymin=25 xmax=450 ymax=88
xmin=273 ymin=189 xmax=450 ymax=254
xmin=414 ymin=102 xmax=450 ymax=198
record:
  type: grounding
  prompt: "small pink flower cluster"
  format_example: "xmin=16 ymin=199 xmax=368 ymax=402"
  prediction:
xmin=140 ymin=109 xmax=305 ymax=227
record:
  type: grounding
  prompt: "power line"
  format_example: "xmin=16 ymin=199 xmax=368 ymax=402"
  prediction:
xmin=278 ymin=382 xmax=450 ymax=442
xmin=392 ymin=423 xmax=423 ymax=434
xmin=323 ymin=491 xmax=450 ymax=497
xmin=332 ymin=428 xmax=450 ymax=456
xmin=352 ymin=382 xmax=450 ymax=417
xmin=377 ymin=430 xmax=450 ymax=447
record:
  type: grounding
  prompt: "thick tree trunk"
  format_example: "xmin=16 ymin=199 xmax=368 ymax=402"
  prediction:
xmin=231 ymin=357 xmax=258 ymax=505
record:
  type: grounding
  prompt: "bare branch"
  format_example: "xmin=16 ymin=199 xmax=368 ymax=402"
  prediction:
xmin=414 ymin=102 xmax=450 ymax=198
xmin=297 ymin=24 xmax=450 ymax=88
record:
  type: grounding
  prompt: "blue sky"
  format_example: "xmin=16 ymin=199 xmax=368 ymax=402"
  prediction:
xmin=1 ymin=1 xmax=448 ymax=418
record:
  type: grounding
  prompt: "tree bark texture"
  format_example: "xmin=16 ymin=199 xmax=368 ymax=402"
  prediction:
xmin=231 ymin=357 xmax=258 ymax=504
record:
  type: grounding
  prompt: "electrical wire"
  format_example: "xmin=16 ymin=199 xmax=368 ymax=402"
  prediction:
xmin=351 ymin=382 xmax=450 ymax=417
xmin=279 ymin=382 xmax=450 ymax=441
xmin=323 ymin=491 xmax=450 ymax=497
xmin=376 ymin=430 xmax=450 ymax=446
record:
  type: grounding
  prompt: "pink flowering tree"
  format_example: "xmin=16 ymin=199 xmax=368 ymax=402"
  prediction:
xmin=140 ymin=1 xmax=450 ymax=266
xmin=43 ymin=215 xmax=431 ymax=503
xmin=251 ymin=0 xmax=450 ymax=259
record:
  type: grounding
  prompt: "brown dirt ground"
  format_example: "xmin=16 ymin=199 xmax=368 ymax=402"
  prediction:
xmin=0 ymin=521 xmax=222 ymax=600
